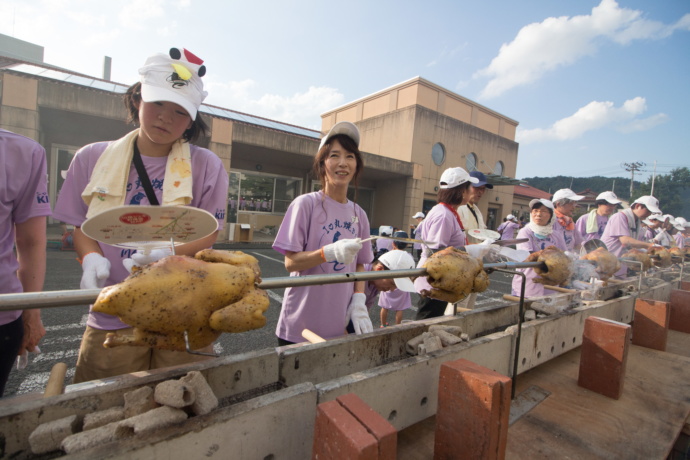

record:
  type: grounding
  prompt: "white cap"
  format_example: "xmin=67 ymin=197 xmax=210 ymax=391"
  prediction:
xmin=379 ymin=225 xmax=393 ymax=236
xmin=318 ymin=121 xmax=360 ymax=151
xmin=139 ymin=48 xmax=208 ymax=119
xmin=412 ymin=212 xmax=425 ymax=219
xmin=506 ymin=214 xmax=516 ymax=221
xmin=378 ymin=250 xmax=416 ymax=292
xmin=671 ymin=219 xmax=685 ymax=231
xmin=633 ymin=195 xmax=662 ymax=214
xmin=675 ymin=217 xmax=689 ymax=227
xmin=596 ymin=191 xmax=622 ymax=204
xmin=439 ymin=167 xmax=478 ymax=189
xmin=552 ymin=188 xmax=585 ymax=203
xmin=648 ymin=213 xmax=663 ymax=222
xmin=529 ymin=198 xmax=554 ymax=210
xmin=662 ymin=214 xmax=674 ymax=222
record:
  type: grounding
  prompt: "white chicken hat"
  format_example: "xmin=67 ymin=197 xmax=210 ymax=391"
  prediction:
xmin=139 ymin=47 xmax=208 ymax=119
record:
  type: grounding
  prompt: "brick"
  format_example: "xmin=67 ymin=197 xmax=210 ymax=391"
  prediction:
xmin=434 ymin=359 xmax=511 ymax=460
xmin=336 ymin=393 xmax=397 ymax=460
xmin=578 ymin=316 xmax=631 ymax=400
xmin=312 ymin=400 xmax=377 ymax=459
xmin=680 ymin=281 xmax=690 ymax=292
xmin=632 ymin=298 xmax=670 ymax=351
xmin=669 ymin=289 xmax=690 ymax=334
xmin=29 ymin=414 xmax=79 ymax=454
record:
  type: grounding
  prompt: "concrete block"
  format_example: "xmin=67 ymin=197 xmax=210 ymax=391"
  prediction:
xmin=29 ymin=414 xmax=79 ymax=454
xmin=123 ymin=386 xmax=157 ymax=418
xmin=154 ymin=379 xmax=196 ymax=408
xmin=116 ymin=406 xmax=188 ymax=436
xmin=434 ymin=358 xmax=511 ymax=460
xmin=312 ymin=399 xmax=378 ymax=459
xmin=578 ymin=316 xmax=631 ymax=400
xmin=180 ymin=370 xmax=219 ymax=415
xmin=83 ymin=406 xmax=125 ymax=431
xmin=424 ymin=334 xmax=444 ymax=352
xmin=432 ymin=329 xmax=462 ymax=346
xmin=632 ymin=298 xmax=670 ymax=351
xmin=406 ymin=332 xmax=429 ymax=355
xmin=669 ymin=289 xmax=690 ymax=334
xmin=336 ymin=393 xmax=397 ymax=460
xmin=61 ymin=420 xmax=121 ymax=454
xmin=429 ymin=325 xmax=463 ymax=336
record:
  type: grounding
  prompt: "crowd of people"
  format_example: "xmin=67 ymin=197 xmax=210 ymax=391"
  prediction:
xmin=2 ymin=46 xmax=689 ymax=397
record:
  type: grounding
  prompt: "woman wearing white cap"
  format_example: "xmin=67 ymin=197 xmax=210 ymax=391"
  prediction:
xmin=551 ymin=188 xmax=585 ymax=251
xmin=511 ymin=199 xmax=567 ymax=298
xmin=411 ymin=212 xmax=425 ymax=261
xmin=413 ymin=167 xmax=478 ymax=319
xmin=601 ymin=195 xmax=663 ymax=278
xmin=642 ymin=214 xmax=663 ymax=241
xmin=273 ymin=121 xmax=375 ymax=344
xmin=498 ymin=215 xmax=519 ymax=240
xmin=673 ymin=217 xmax=688 ymax=249
xmin=575 ymin=191 xmax=621 ymax=242
xmin=53 ymin=48 xmax=230 ymax=383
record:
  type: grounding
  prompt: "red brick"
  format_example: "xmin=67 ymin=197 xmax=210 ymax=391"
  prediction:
xmin=632 ymin=298 xmax=670 ymax=351
xmin=680 ymin=281 xmax=690 ymax=292
xmin=578 ymin=316 xmax=631 ymax=400
xmin=434 ymin=359 xmax=511 ymax=460
xmin=312 ymin=400 xmax=377 ymax=460
xmin=669 ymin=289 xmax=690 ymax=334
xmin=336 ymin=394 xmax=397 ymax=460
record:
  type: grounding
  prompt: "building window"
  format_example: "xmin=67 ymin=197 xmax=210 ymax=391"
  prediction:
xmin=466 ymin=153 xmax=477 ymax=172
xmin=227 ymin=170 xmax=302 ymax=222
xmin=431 ymin=143 xmax=445 ymax=166
xmin=494 ymin=161 xmax=504 ymax=176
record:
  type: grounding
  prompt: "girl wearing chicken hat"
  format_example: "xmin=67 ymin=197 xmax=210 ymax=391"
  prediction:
xmin=273 ymin=121 xmax=374 ymax=344
xmin=53 ymin=48 xmax=229 ymax=383
xmin=414 ymin=167 xmax=478 ymax=319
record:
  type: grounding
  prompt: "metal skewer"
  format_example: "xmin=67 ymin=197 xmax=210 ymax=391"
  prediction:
xmin=0 ymin=261 xmax=547 ymax=312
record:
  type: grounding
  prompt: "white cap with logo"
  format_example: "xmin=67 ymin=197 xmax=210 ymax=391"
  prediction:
xmin=139 ymin=48 xmax=208 ymax=119
xmin=377 ymin=250 xmax=416 ymax=292
xmin=529 ymin=198 xmax=554 ymax=210
xmin=552 ymin=188 xmax=585 ymax=202
xmin=439 ymin=167 xmax=478 ymax=189
xmin=596 ymin=191 xmax=622 ymax=204
xmin=633 ymin=195 xmax=662 ymax=214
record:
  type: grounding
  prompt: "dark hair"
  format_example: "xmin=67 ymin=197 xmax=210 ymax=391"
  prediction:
xmin=124 ymin=82 xmax=208 ymax=143
xmin=531 ymin=202 xmax=554 ymax=221
xmin=312 ymin=134 xmax=363 ymax=194
xmin=437 ymin=182 xmax=470 ymax=206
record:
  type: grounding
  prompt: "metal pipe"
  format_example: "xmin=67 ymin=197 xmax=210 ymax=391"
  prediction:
xmin=496 ymin=267 xmax=527 ymax=400
xmin=0 ymin=261 xmax=547 ymax=312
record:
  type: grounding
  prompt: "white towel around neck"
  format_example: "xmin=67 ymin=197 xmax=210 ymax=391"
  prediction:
xmin=81 ymin=129 xmax=193 ymax=218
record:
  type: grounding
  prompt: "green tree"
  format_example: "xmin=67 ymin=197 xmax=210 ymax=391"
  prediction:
xmin=632 ymin=167 xmax=690 ymax=216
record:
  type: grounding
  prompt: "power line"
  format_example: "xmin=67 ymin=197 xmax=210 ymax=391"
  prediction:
xmin=621 ymin=162 xmax=645 ymax=196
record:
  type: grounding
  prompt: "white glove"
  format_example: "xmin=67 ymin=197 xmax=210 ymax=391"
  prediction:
xmin=15 ymin=346 xmax=40 ymax=370
xmin=464 ymin=244 xmax=493 ymax=260
xmin=323 ymin=238 xmax=362 ymax=264
xmin=123 ymin=247 xmax=173 ymax=273
xmin=346 ymin=293 xmax=373 ymax=335
xmin=80 ymin=252 xmax=111 ymax=289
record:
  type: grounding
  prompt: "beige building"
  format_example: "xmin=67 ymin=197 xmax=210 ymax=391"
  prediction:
xmin=1 ymin=35 xmax=520 ymax=242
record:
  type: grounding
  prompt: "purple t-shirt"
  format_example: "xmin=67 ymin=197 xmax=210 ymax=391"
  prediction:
xmin=511 ymin=225 xmax=567 ymax=298
xmin=376 ymin=238 xmax=394 ymax=253
xmin=500 ymin=221 xmax=519 ymax=240
xmin=273 ymin=191 xmax=373 ymax=343
xmin=379 ymin=288 xmax=411 ymax=311
xmin=674 ymin=232 xmax=684 ymax=249
xmin=0 ymin=131 xmax=52 ymax=326
xmin=601 ymin=210 xmax=644 ymax=277
xmin=413 ymin=203 xmax=466 ymax=297
xmin=575 ymin=212 xmax=609 ymax=242
xmin=552 ymin=217 xmax=583 ymax=251
xmin=53 ymin=139 xmax=229 ymax=330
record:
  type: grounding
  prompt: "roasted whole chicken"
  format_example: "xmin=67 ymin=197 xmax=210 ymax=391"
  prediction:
xmin=621 ymin=249 xmax=652 ymax=272
xmin=669 ymin=247 xmax=687 ymax=260
xmin=525 ymin=246 xmax=572 ymax=286
xmin=648 ymin=247 xmax=672 ymax=268
xmin=93 ymin=249 xmax=269 ymax=351
xmin=422 ymin=247 xmax=490 ymax=303
xmin=581 ymin=247 xmax=621 ymax=282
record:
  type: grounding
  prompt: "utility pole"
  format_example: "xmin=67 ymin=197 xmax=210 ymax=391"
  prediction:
xmin=622 ymin=162 xmax=645 ymax=198
xmin=651 ymin=160 xmax=657 ymax=196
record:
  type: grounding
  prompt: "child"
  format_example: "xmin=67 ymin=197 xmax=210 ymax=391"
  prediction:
xmin=53 ymin=48 xmax=229 ymax=383
xmin=273 ymin=122 xmax=374 ymax=343
xmin=378 ymin=240 xmax=415 ymax=326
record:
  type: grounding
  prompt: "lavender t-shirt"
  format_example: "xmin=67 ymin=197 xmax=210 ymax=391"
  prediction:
xmin=552 ymin=218 xmax=583 ymax=251
xmin=0 ymin=130 xmax=52 ymax=326
xmin=379 ymin=288 xmax=412 ymax=311
xmin=674 ymin=232 xmax=684 ymax=249
xmin=511 ymin=226 xmax=567 ymax=298
xmin=575 ymin=213 xmax=609 ymax=242
xmin=273 ymin=192 xmax=373 ymax=343
xmin=500 ymin=221 xmax=519 ymax=240
xmin=601 ymin=210 xmax=643 ymax=277
xmin=376 ymin=238 xmax=394 ymax=253
xmin=414 ymin=203 xmax=466 ymax=297
xmin=53 ymin=139 xmax=229 ymax=330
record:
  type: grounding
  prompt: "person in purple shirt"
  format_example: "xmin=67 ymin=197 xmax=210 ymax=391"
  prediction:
xmin=499 ymin=214 xmax=520 ymax=240
xmin=413 ymin=167 xmax=478 ymax=319
xmin=53 ymin=48 xmax=229 ymax=383
xmin=377 ymin=243 xmax=415 ymax=327
xmin=575 ymin=191 xmax=621 ymax=242
xmin=551 ymin=188 xmax=584 ymax=252
xmin=511 ymin=199 xmax=567 ymax=298
xmin=273 ymin=122 xmax=374 ymax=344
xmin=0 ymin=130 xmax=51 ymax=396
xmin=601 ymin=195 xmax=662 ymax=278
xmin=641 ymin=214 xmax=663 ymax=241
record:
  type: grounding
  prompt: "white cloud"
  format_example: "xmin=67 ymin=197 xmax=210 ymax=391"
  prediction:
xmin=516 ymin=96 xmax=665 ymax=144
xmin=205 ymin=78 xmax=345 ymax=129
xmin=475 ymin=0 xmax=689 ymax=98
xmin=118 ymin=0 xmax=165 ymax=30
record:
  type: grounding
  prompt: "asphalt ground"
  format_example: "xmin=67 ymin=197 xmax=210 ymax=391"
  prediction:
xmin=2 ymin=246 xmax=514 ymax=399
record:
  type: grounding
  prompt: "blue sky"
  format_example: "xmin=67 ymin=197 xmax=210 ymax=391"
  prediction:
xmin=1 ymin=0 xmax=688 ymax=182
